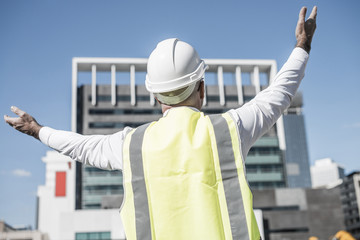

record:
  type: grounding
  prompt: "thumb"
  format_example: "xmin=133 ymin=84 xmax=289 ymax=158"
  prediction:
xmin=11 ymin=106 xmax=26 ymax=117
xmin=308 ymin=6 xmax=317 ymax=20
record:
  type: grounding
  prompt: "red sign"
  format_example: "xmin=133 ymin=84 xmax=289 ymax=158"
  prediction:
xmin=55 ymin=171 xmax=66 ymax=197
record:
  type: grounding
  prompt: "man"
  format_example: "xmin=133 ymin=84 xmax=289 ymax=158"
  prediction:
xmin=4 ymin=6 xmax=317 ymax=240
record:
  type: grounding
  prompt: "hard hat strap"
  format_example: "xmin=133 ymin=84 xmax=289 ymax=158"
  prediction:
xmin=155 ymin=82 xmax=197 ymax=105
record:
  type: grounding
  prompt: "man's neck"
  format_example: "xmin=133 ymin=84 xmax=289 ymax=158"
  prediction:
xmin=162 ymin=106 xmax=200 ymax=116
xmin=161 ymin=104 xmax=200 ymax=114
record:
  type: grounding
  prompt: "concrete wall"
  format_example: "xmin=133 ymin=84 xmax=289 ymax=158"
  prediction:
xmin=0 ymin=220 xmax=48 ymax=240
xmin=306 ymin=188 xmax=345 ymax=239
xmin=0 ymin=231 xmax=46 ymax=240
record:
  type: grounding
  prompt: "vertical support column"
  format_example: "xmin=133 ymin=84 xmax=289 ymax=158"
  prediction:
xmin=111 ymin=65 xmax=116 ymax=106
xmin=91 ymin=65 xmax=97 ymax=106
xmin=217 ymin=66 xmax=225 ymax=106
xmin=272 ymin=60 xmax=285 ymax=150
xmin=202 ymin=84 xmax=207 ymax=107
xmin=269 ymin=61 xmax=277 ymax=84
xmin=353 ymin=174 xmax=360 ymax=212
xmin=277 ymin=116 xmax=286 ymax=150
xmin=150 ymin=92 xmax=155 ymax=106
xmin=235 ymin=66 xmax=244 ymax=105
xmin=130 ymin=65 xmax=136 ymax=106
xmin=251 ymin=66 xmax=260 ymax=94
xmin=71 ymin=59 xmax=78 ymax=133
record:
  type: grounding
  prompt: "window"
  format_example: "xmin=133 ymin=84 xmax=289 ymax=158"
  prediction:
xmin=243 ymin=96 xmax=254 ymax=102
xmin=89 ymin=122 xmax=146 ymax=129
xmin=207 ymin=95 xmax=220 ymax=102
xmin=83 ymin=185 xmax=123 ymax=195
xmin=260 ymin=165 xmax=272 ymax=173
xmin=88 ymin=95 xmax=154 ymax=102
xmin=76 ymin=232 xmax=111 ymax=240
xmin=89 ymin=109 xmax=162 ymax=115
xmin=247 ymin=147 xmax=280 ymax=156
xmin=202 ymin=109 xmax=227 ymax=114
xmin=246 ymin=166 xmax=258 ymax=173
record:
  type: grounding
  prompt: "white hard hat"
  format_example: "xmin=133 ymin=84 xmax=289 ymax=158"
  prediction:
xmin=145 ymin=38 xmax=208 ymax=104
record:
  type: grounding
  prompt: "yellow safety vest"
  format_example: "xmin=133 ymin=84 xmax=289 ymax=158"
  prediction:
xmin=121 ymin=107 xmax=260 ymax=240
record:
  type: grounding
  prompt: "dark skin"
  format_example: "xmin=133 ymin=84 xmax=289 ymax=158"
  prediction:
xmin=4 ymin=6 xmax=317 ymax=139
xmin=4 ymin=106 xmax=42 ymax=139
xmin=296 ymin=6 xmax=317 ymax=53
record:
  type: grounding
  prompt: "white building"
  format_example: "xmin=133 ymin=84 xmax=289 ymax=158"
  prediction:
xmin=37 ymin=151 xmax=126 ymax=240
xmin=311 ymin=158 xmax=345 ymax=188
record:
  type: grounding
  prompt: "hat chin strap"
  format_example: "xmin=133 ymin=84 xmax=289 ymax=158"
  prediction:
xmin=155 ymin=82 xmax=197 ymax=105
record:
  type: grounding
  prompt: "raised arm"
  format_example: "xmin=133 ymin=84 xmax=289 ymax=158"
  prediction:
xmin=230 ymin=6 xmax=317 ymax=157
xmin=4 ymin=106 xmax=127 ymax=170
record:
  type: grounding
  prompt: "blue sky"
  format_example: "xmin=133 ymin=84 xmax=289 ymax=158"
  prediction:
xmin=1 ymin=0 xmax=359 ymax=227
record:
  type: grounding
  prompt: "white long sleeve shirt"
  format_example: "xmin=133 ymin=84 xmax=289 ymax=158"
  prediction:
xmin=39 ymin=47 xmax=309 ymax=171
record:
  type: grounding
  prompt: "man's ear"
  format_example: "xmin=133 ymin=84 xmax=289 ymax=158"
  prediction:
xmin=199 ymin=81 xmax=205 ymax=99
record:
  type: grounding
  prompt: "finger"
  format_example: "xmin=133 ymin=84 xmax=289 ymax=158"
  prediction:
xmin=4 ymin=115 xmax=17 ymax=126
xmin=11 ymin=106 xmax=26 ymax=117
xmin=4 ymin=115 xmax=21 ymax=124
xmin=308 ymin=6 xmax=317 ymax=20
xmin=298 ymin=7 xmax=307 ymax=24
xmin=4 ymin=115 xmax=11 ymax=125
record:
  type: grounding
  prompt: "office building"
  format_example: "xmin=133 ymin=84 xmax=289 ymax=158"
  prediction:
xmin=253 ymin=187 xmax=345 ymax=240
xmin=283 ymin=92 xmax=312 ymax=188
xmin=72 ymin=56 xmax=296 ymax=210
xmin=71 ymin=55 xmax=314 ymax=208
xmin=311 ymin=158 xmax=345 ymax=188
xmin=340 ymin=171 xmax=360 ymax=239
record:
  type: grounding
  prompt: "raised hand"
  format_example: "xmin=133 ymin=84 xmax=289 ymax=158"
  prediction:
xmin=4 ymin=106 xmax=42 ymax=139
xmin=295 ymin=6 xmax=317 ymax=53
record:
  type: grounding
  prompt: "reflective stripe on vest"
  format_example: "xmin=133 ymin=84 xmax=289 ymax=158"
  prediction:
xmin=128 ymin=123 xmax=152 ymax=240
xmin=209 ymin=114 xmax=248 ymax=239
xmin=121 ymin=107 xmax=260 ymax=240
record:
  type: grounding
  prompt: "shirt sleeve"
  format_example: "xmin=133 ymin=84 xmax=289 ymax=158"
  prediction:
xmin=228 ymin=47 xmax=309 ymax=158
xmin=39 ymin=126 xmax=133 ymax=170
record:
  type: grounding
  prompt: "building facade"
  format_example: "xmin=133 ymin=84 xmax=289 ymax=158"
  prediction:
xmin=340 ymin=172 xmax=360 ymax=239
xmin=283 ymin=92 xmax=312 ymax=188
xmin=253 ymin=187 xmax=346 ymax=240
xmin=73 ymin=57 xmax=292 ymax=210
xmin=71 ymin=56 xmax=313 ymax=209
